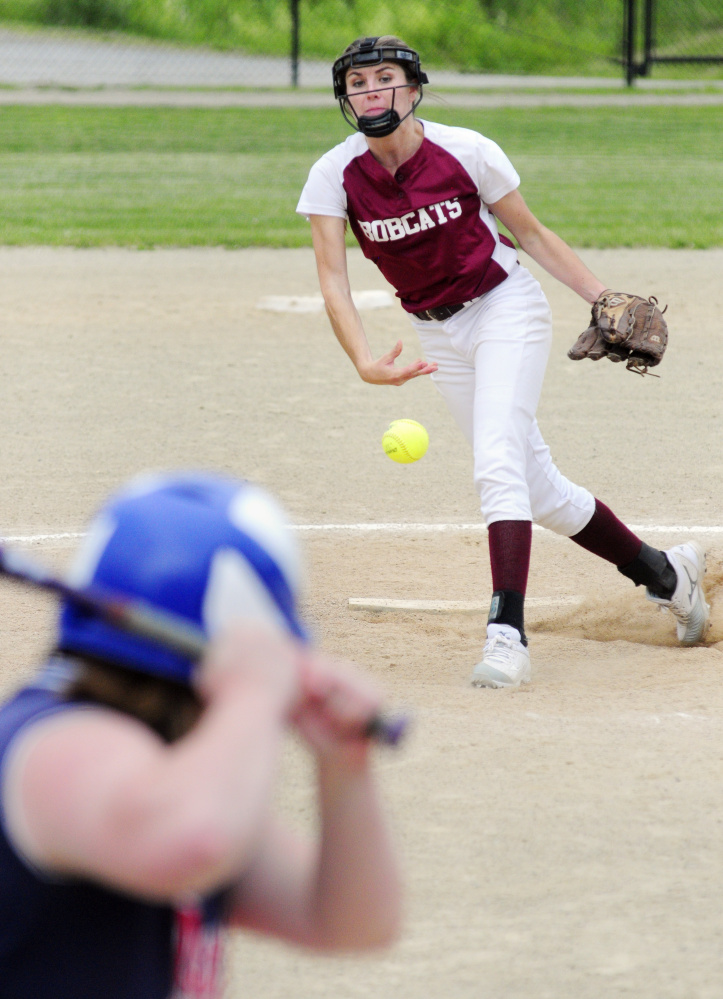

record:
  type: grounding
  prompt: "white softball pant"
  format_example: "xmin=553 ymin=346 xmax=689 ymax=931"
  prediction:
xmin=411 ymin=265 xmax=595 ymax=536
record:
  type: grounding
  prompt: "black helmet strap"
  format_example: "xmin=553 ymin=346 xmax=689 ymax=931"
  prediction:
xmin=332 ymin=39 xmax=429 ymax=99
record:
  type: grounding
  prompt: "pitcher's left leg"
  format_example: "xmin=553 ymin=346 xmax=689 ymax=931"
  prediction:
xmin=572 ymin=501 xmax=710 ymax=645
xmin=524 ymin=431 xmax=710 ymax=645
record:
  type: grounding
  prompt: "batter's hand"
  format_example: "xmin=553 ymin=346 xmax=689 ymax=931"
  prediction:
xmin=359 ymin=340 xmax=437 ymax=386
xmin=291 ymin=650 xmax=384 ymax=768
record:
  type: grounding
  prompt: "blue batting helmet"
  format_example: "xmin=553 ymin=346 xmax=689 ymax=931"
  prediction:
xmin=58 ymin=472 xmax=306 ymax=684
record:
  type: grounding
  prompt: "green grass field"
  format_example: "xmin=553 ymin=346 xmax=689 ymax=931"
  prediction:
xmin=0 ymin=104 xmax=720 ymax=248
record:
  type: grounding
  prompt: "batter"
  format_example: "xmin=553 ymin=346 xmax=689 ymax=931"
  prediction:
xmin=0 ymin=473 xmax=401 ymax=996
xmin=297 ymin=35 xmax=709 ymax=687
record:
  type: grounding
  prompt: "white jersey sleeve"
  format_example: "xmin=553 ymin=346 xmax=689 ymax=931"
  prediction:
xmin=473 ymin=135 xmax=521 ymax=206
xmin=296 ymin=156 xmax=347 ymax=219
xmin=296 ymin=133 xmax=370 ymax=219
xmin=417 ymin=120 xmax=520 ymax=207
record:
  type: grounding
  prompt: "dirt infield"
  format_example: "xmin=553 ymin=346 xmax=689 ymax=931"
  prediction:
xmin=2 ymin=246 xmax=723 ymax=997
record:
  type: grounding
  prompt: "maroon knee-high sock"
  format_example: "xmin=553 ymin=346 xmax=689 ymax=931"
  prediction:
xmin=488 ymin=520 xmax=532 ymax=594
xmin=487 ymin=520 xmax=531 ymax=641
xmin=570 ymin=499 xmax=642 ymax=566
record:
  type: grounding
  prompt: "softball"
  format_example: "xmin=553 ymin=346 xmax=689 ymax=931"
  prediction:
xmin=382 ymin=419 xmax=429 ymax=464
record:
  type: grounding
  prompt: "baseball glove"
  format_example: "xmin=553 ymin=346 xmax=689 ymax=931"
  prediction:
xmin=568 ymin=290 xmax=668 ymax=376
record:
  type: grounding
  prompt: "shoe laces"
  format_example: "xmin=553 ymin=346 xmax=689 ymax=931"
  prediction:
xmin=667 ymin=590 xmax=695 ymax=622
xmin=483 ymin=633 xmax=517 ymax=658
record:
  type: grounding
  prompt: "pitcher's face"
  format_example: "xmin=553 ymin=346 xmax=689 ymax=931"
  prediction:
xmin=344 ymin=62 xmax=417 ymax=121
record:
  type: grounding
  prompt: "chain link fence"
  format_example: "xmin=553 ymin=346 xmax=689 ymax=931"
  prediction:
xmin=622 ymin=0 xmax=723 ymax=82
xmin=0 ymin=0 xmax=720 ymax=88
xmin=654 ymin=0 xmax=723 ymax=60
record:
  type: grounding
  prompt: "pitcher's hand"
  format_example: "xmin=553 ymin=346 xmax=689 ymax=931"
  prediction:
xmin=358 ymin=340 xmax=437 ymax=386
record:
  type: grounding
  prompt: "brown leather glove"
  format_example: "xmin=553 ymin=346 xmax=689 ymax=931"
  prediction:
xmin=568 ymin=291 xmax=668 ymax=376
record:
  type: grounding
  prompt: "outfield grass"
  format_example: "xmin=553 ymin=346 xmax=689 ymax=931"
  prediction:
xmin=0 ymin=104 xmax=720 ymax=248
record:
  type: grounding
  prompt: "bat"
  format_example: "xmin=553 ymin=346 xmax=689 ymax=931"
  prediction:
xmin=0 ymin=544 xmax=408 ymax=748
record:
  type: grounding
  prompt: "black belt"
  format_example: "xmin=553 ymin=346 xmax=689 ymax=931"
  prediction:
xmin=412 ymin=298 xmax=480 ymax=322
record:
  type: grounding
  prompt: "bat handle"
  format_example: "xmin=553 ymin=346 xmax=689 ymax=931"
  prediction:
xmin=0 ymin=544 xmax=411 ymax=748
xmin=364 ymin=713 xmax=409 ymax=748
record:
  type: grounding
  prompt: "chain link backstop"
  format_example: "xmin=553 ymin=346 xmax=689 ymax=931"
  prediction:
xmin=0 ymin=0 xmax=720 ymax=87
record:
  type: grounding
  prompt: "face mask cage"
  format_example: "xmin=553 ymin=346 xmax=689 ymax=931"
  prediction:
xmin=338 ymin=82 xmax=424 ymax=138
xmin=332 ymin=37 xmax=428 ymax=137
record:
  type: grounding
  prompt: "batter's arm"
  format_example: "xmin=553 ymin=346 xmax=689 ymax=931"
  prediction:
xmin=226 ymin=769 xmax=401 ymax=951
xmin=489 ymin=190 xmax=607 ymax=305
xmin=226 ymin=772 xmax=401 ymax=952
xmin=3 ymin=625 xmax=299 ymax=902
xmin=227 ymin=648 xmax=402 ymax=950
xmin=309 ymin=214 xmax=437 ymax=386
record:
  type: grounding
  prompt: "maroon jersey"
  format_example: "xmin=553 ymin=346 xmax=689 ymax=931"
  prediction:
xmin=297 ymin=119 xmax=520 ymax=312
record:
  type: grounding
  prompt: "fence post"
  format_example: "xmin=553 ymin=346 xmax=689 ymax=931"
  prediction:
xmin=290 ymin=0 xmax=300 ymax=88
xmin=623 ymin=0 xmax=637 ymax=86
xmin=642 ymin=0 xmax=654 ymax=76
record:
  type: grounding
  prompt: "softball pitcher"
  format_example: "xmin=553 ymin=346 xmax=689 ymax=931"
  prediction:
xmin=296 ymin=35 xmax=709 ymax=688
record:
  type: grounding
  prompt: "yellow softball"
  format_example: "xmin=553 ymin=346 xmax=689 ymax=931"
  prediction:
xmin=382 ymin=419 xmax=429 ymax=464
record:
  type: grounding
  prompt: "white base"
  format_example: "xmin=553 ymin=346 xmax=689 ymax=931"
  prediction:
xmin=257 ymin=290 xmax=394 ymax=313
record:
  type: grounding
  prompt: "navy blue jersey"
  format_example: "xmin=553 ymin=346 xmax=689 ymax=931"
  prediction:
xmin=0 ymin=662 xmax=227 ymax=999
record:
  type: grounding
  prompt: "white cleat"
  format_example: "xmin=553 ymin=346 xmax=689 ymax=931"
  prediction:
xmin=471 ymin=634 xmax=531 ymax=688
xmin=646 ymin=541 xmax=710 ymax=645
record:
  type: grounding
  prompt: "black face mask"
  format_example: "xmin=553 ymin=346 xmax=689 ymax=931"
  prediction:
xmin=342 ymin=83 xmax=423 ymax=138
